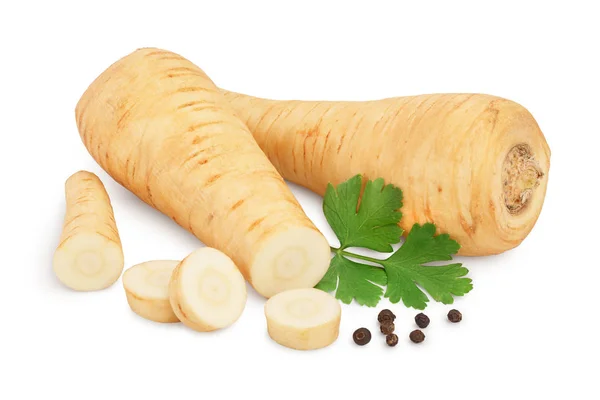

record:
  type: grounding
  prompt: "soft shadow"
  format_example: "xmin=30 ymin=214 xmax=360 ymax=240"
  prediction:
xmin=101 ymin=171 xmax=202 ymax=251
xmin=40 ymin=197 xmax=71 ymax=292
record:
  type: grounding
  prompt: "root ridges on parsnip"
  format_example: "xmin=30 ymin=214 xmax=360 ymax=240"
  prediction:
xmin=401 ymin=94 xmax=461 ymax=227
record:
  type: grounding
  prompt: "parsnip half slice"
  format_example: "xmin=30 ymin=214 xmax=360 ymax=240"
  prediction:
xmin=123 ymin=260 xmax=180 ymax=323
xmin=264 ymin=288 xmax=341 ymax=350
xmin=169 ymin=247 xmax=247 ymax=332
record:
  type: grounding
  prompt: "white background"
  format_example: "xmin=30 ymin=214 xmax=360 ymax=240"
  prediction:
xmin=1 ymin=1 xmax=598 ymax=399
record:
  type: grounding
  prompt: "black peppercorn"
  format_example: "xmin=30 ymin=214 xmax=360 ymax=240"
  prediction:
xmin=409 ymin=329 xmax=425 ymax=343
xmin=380 ymin=321 xmax=395 ymax=335
xmin=415 ymin=313 xmax=430 ymax=329
xmin=353 ymin=328 xmax=372 ymax=345
xmin=447 ymin=309 xmax=462 ymax=323
xmin=386 ymin=334 xmax=398 ymax=347
xmin=377 ymin=309 xmax=395 ymax=324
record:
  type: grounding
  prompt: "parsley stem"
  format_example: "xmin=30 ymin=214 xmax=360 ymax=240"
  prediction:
xmin=339 ymin=250 xmax=384 ymax=266
xmin=330 ymin=246 xmax=385 ymax=265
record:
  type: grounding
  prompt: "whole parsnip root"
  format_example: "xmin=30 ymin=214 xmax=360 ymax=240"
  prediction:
xmin=53 ymin=171 xmax=124 ymax=290
xmin=75 ymin=48 xmax=330 ymax=298
xmin=265 ymin=288 xmax=341 ymax=350
xmin=169 ymin=247 xmax=247 ymax=331
xmin=222 ymin=91 xmax=552 ymax=256
xmin=123 ymin=260 xmax=180 ymax=323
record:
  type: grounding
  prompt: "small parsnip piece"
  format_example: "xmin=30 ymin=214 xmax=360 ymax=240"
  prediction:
xmin=53 ymin=171 xmax=124 ymax=291
xmin=123 ymin=260 xmax=180 ymax=323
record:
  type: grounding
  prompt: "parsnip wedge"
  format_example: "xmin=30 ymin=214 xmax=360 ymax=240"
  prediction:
xmin=169 ymin=247 xmax=247 ymax=332
xmin=264 ymin=288 xmax=341 ymax=350
xmin=123 ymin=260 xmax=180 ymax=323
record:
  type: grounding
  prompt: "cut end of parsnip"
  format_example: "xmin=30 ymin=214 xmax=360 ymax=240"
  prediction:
xmin=250 ymin=227 xmax=330 ymax=298
xmin=264 ymin=288 xmax=341 ymax=350
xmin=169 ymin=247 xmax=247 ymax=332
xmin=123 ymin=260 xmax=180 ymax=323
xmin=53 ymin=232 xmax=124 ymax=291
xmin=502 ymin=143 xmax=545 ymax=214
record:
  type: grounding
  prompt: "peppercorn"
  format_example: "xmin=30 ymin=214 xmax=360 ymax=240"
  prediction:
xmin=386 ymin=334 xmax=398 ymax=347
xmin=409 ymin=329 xmax=425 ymax=343
xmin=415 ymin=313 xmax=430 ymax=329
xmin=377 ymin=309 xmax=395 ymax=324
xmin=353 ymin=328 xmax=372 ymax=345
xmin=380 ymin=321 xmax=395 ymax=335
xmin=447 ymin=309 xmax=462 ymax=323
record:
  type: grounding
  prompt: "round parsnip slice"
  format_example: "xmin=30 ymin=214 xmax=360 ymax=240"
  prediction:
xmin=169 ymin=247 xmax=247 ymax=332
xmin=265 ymin=288 xmax=341 ymax=350
xmin=123 ymin=260 xmax=180 ymax=323
xmin=53 ymin=171 xmax=124 ymax=291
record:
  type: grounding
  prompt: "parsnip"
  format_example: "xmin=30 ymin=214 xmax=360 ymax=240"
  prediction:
xmin=222 ymin=91 xmax=551 ymax=256
xmin=264 ymin=288 xmax=341 ymax=350
xmin=169 ymin=247 xmax=247 ymax=332
xmin=123 ymin=260 xmax=180 ymax=323
xmin=75 ymin=48 xmax=330 ymax=298
xmin=53 ymin=171 xmax=124 ymax=291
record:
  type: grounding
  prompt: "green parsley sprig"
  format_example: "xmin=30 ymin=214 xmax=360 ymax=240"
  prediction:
xmin=315 ymin=175 xmax=473 ymax=309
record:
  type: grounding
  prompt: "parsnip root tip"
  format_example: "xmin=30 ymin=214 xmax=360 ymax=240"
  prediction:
xmin=264 ymin=288 xmax=341 ymax=350
xmin=251 ymin=227 xmax=331 ymax=298
xmin=123 ymin=260 xmax=180 ymax=323
xmin=169 ymin=247 xmax=247 ymax=332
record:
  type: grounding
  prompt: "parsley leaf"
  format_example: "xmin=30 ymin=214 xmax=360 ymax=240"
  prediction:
xmin=315 ymin=254 xmax=387 ymax=307
xmin=382 ymin=223 xmax=473 ymax=309
xmin=324 ymin=174 xmax=403 ymax=252
xmin=316 ymin=176 xmax=473 ymax=309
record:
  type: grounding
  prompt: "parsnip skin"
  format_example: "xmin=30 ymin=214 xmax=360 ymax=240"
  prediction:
xmin=222 ymin=91 xmax=551 ymax=256
xmin=75 ymin=48 xmax=330 ymax=298
xmin=123 ymin=260 xmax=180 ymax=323
xmin=265 ymin=288 xmax=341 ymax=350
xmin=53 ymin=171 xmax=124 ymax=291
xmin=169 ymin=247 xmax=247 ymax=332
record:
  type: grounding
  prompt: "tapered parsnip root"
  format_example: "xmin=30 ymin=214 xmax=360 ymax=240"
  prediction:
xmin=264 ymin=288 xmax=341 ymax=350
xmin=169 ymin=247 xmax=247 ymax=332
xmin=53 ymin=171 xmax=124 ymax=291
xmin=222 ymin=91 xmax=552 ymax=256
xmin=75 ymin=48 xmax=330 ymax=297
xmin=123 ymin=260 xmax=180 ymax=323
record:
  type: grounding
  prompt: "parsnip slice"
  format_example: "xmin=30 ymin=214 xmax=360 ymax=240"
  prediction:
xmin=123 ymin=260 xmax=180 ymax=323
xmin=169 ymin=247 xmax=247 ymax=332
xmin=264 ymin=288 xmax=341 ymax=350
